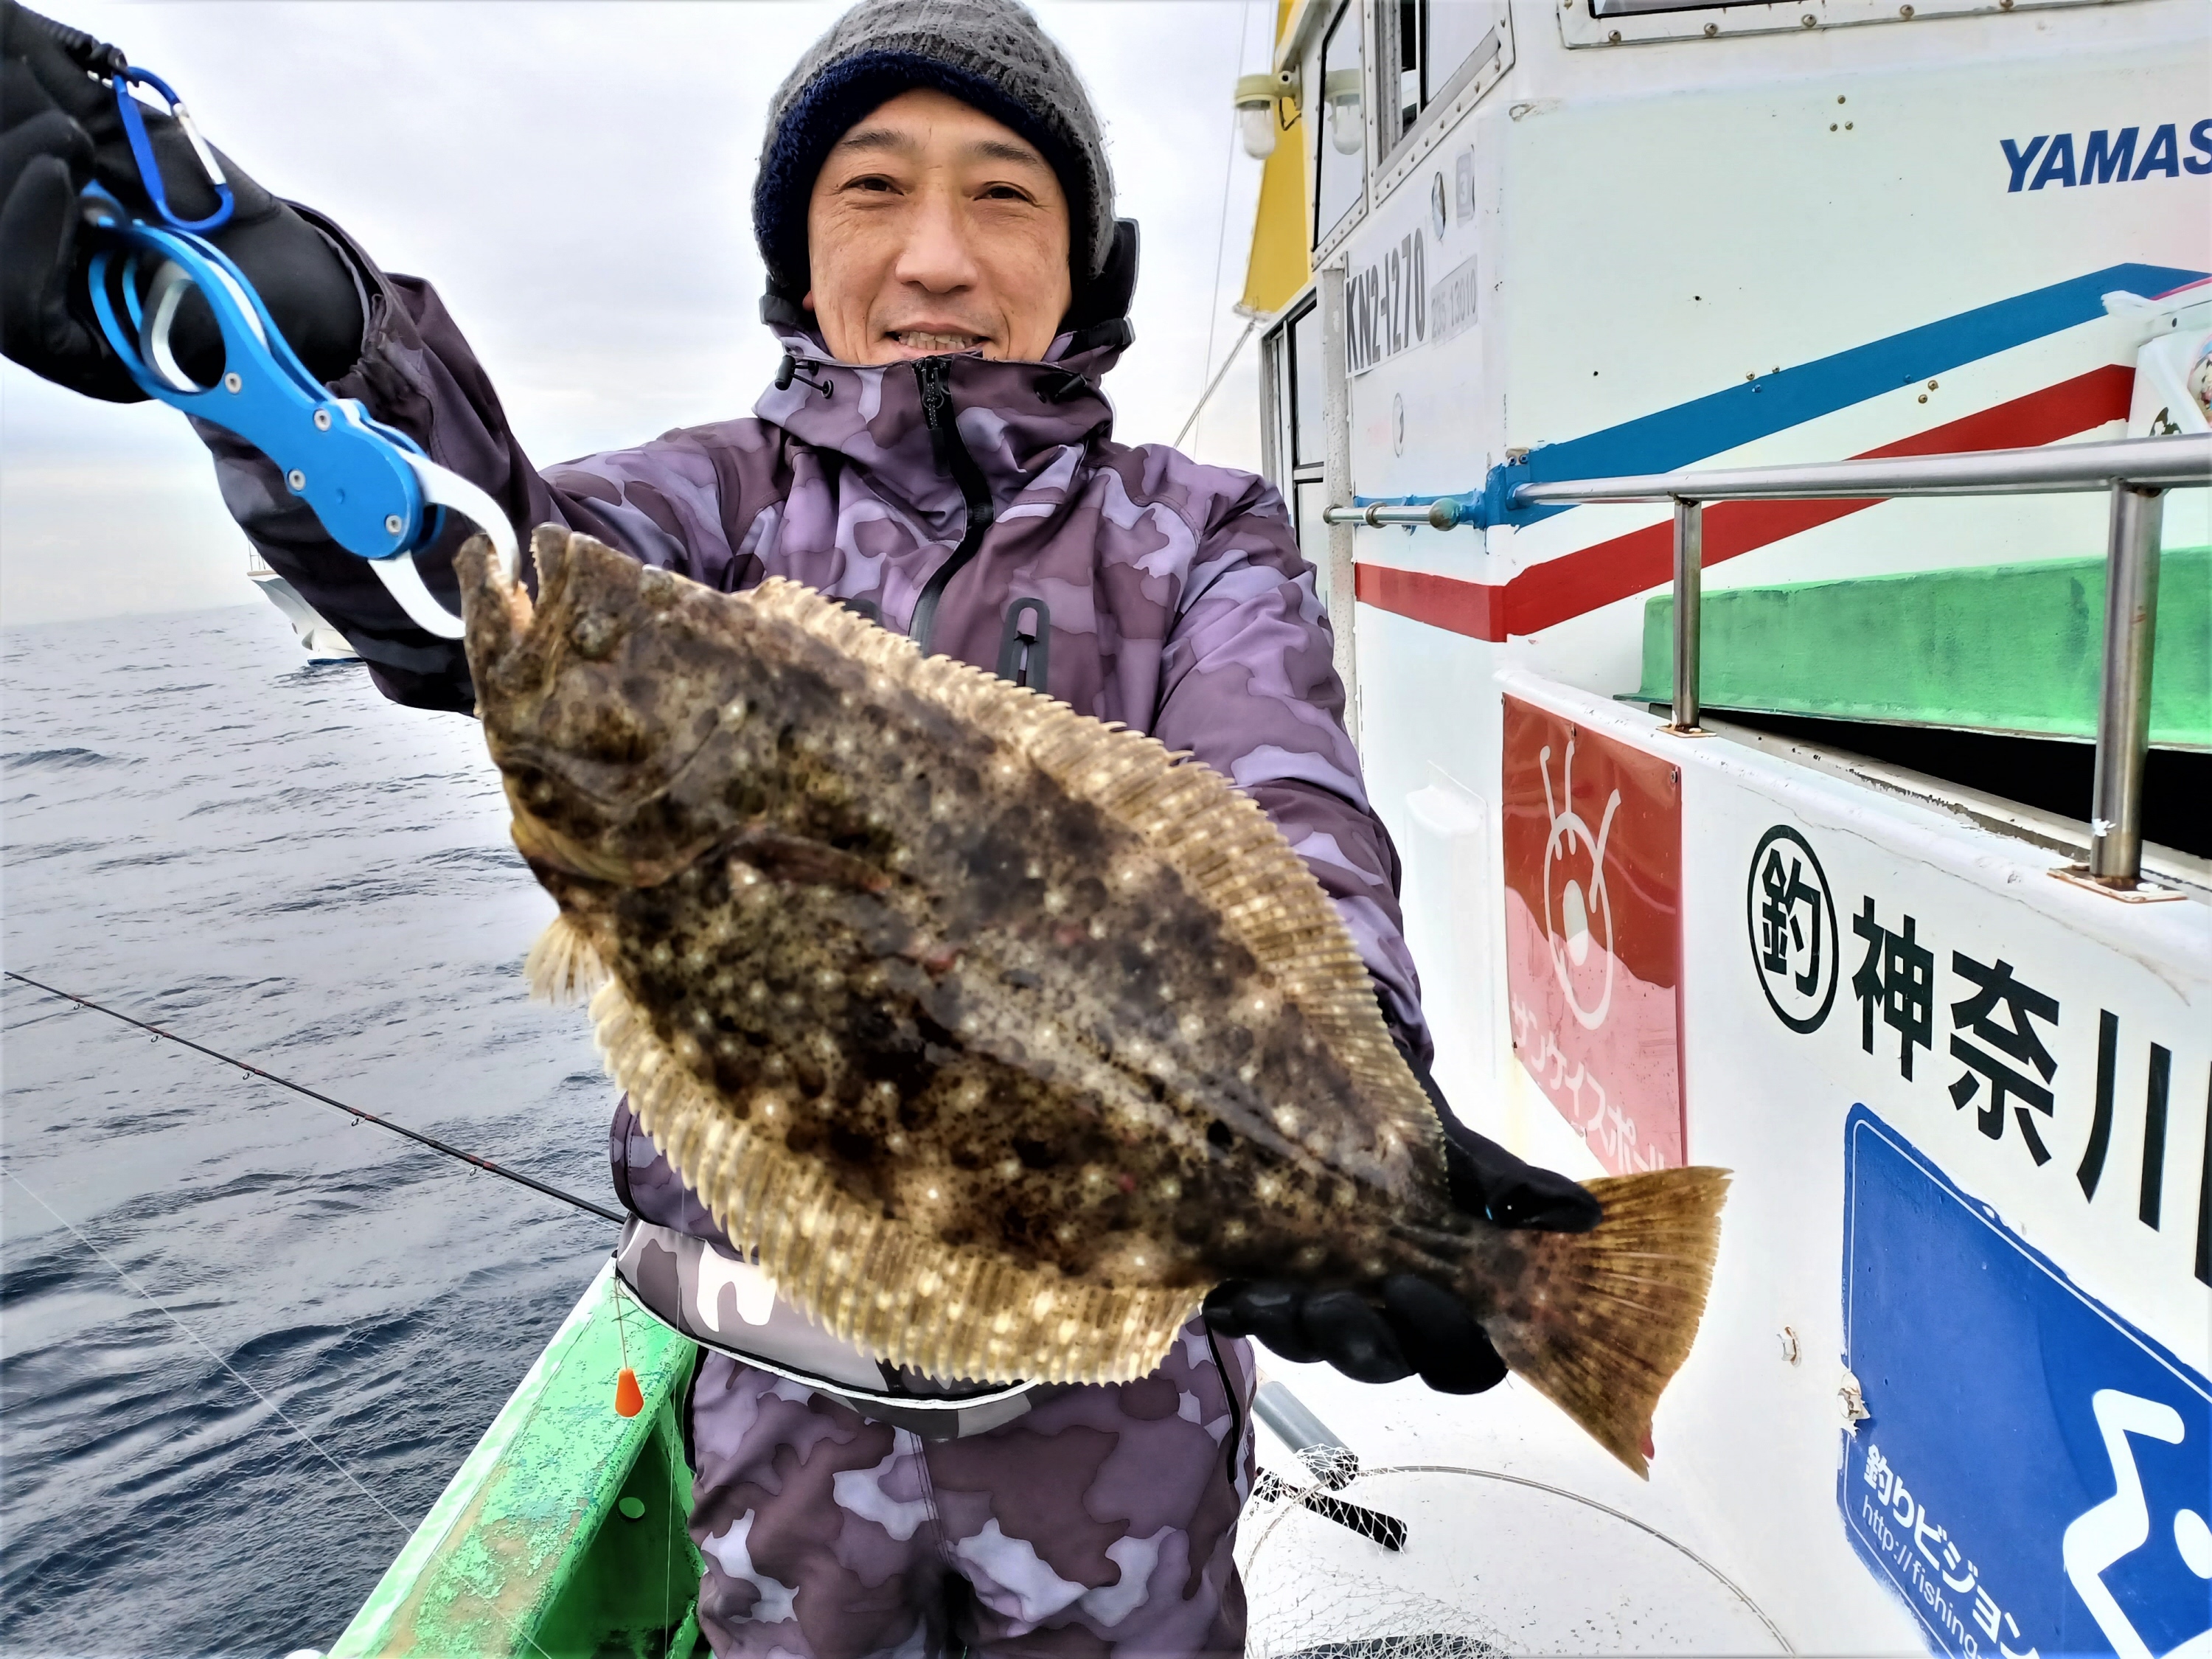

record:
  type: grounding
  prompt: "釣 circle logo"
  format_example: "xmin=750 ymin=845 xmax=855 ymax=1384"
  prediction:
xmin=1747 ymin=824 xmax=1839 ymax=1033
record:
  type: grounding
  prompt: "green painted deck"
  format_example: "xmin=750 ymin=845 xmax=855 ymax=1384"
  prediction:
xmin=1635 ymin=546 xmax=2211 ymax=749
xmin=329 ymin=1262 xmax=703 ymax=1658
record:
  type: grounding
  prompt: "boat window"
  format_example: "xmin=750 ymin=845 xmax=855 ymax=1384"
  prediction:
xmin=1296 ymin=479 xmax=1332 ymax=608
xmin=1259 ymin=320 xmax=1293 ymax=488
xmin=1382 ymin=2 xmax=1506 ymax=156
xmin=1267 ymin=296 xmax=1331 ymax=592
xmin=1427 ymin=2 xmax=1503 ymax=90
xmin=1386 ymin=1 xmax=1421 ymax=146
xmin=1570 ymin=0 xmax=2039 ymax=39
xmin=1314 ymin=0 xmax=1364 ymax=246
xmin=1291 ymin=302 xmax=1326 ymax=471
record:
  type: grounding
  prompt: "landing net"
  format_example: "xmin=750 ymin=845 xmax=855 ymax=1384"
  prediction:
xmin=1240 ymin=1459 xmax=1509 ymax=1659
xmin=1239 ymin=1459 xmax=1790 ymax=1657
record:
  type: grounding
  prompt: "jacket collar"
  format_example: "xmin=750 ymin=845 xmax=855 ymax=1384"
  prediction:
xmin=752 ymin=322 xmax=1122 ymax=530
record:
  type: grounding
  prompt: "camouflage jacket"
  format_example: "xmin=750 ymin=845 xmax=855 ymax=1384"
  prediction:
xmin=206 ymin=232 xmax=1431 ymax=1394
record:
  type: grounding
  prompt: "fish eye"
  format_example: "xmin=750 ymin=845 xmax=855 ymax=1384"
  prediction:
xmin=1206 ymin=1121 xmax=1234 ymax=1151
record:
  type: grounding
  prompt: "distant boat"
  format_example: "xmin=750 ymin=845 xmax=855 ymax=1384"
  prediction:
xmin=247 ymin=549 xmax=357 ymax=661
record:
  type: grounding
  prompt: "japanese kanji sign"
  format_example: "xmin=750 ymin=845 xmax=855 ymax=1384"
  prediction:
xmin=1851 ymin=895 xmax=1934 ymax=1077
xmin=1950 ymin=953 xmax=2062 ymax=1164
xmin=1843 ymin=1107 xmax=2212 ymax=1659
xmin=1744 ymin=818 xmax=2211 ymax=1296
xmin=1501 ymin=696 xmax=1683 ymax=1173
xmin=1749 ymin=824 xmax=1840 ymax=1033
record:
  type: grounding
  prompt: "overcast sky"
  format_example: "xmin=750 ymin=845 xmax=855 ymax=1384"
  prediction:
xmin=0 ymin=0 xmax=1274 ymax=625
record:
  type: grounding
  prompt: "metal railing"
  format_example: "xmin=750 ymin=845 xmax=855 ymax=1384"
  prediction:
xmin=1331 ymin=434 xmax=2211 ymax=888
xmin=1328 ymin=497 xmax=1472 ymax=530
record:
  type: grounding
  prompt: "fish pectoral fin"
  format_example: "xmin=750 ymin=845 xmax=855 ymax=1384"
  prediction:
xmin=726 ymin=826 xmax=889 ymax=894
xmin=525 ymin=912 xmax=611 ymax=1005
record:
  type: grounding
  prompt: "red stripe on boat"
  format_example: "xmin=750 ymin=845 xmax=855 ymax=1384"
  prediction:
xmin=1354 ymin=364 xmax=2135 ymax=641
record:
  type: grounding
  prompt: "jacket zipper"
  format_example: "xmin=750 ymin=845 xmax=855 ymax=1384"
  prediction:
xmin=907 ymin=357 xmax=995 ymax=655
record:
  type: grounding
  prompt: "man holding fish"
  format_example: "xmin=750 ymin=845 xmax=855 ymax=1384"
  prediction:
xmin=1 ymin=2 xmax=1724 ymax=1653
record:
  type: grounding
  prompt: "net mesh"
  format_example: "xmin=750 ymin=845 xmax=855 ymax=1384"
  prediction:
xmin=1241 ymin=1461 xmax=1510 ymax=1659
xmin=1239 ymin=1458 xmax=1788 ymax=1658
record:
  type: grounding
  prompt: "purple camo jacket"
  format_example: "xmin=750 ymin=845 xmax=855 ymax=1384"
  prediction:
xmin=204 ymin=225 xmax=1432 ymax=1242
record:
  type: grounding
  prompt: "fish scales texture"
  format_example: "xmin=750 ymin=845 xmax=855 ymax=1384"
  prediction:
xmin=465 ymin=526 xmax=1728 ymax=1470
xmin=470 ymin=527 xmax=1482 ymax=1370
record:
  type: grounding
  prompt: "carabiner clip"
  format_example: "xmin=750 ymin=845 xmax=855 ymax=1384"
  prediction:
xmin=113 ymin=66 xmax=234 ymax=233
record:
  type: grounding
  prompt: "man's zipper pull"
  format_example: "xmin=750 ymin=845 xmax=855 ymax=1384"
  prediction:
xmin=905 ymin=355 xmax=995 ymax=653
xmin=916 ymin=358 xmax=953 ymax=467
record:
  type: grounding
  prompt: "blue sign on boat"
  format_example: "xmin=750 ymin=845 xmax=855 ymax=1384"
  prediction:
xmin=1840 ymin=1105 xmax=2212 ymax=1659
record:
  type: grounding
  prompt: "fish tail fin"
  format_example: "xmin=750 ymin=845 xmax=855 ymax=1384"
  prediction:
xmin=524 ymin=912 xmax=608 ymax=1006
xmin=1475 ymin=1166 xmax=1730 ymax=1478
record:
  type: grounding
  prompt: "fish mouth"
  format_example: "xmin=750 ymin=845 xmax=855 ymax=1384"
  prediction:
xmin=459 ymin=521 xmax=667 ymax=684
xmin=460 ymin=533 xmax=628 ymax=889
xmin=461 ymin=526 xmax=775 ymax=891
xmin=455 ymin=527 xmax=540 ymax=669
xmin=504 ymin=785 xmax=644 ymax=885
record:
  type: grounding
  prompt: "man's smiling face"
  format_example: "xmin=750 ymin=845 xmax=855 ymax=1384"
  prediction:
xmin=803 ymin=88 xmax=1074 ymax=365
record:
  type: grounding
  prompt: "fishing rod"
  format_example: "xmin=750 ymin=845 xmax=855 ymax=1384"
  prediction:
xmin=3 ymin=969 xmax=625 ymax=1225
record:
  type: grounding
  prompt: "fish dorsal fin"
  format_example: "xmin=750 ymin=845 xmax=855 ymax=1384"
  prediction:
xmin=738 ymin=577 xmax=1443 ymax=1166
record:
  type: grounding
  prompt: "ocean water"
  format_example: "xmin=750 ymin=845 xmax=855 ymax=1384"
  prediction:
xmin=1 ymin=605 xmax=619 ymax=1658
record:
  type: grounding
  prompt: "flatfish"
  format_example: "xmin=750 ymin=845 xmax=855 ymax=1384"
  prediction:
xmin=458 ymin=526 xmax=1727 ymax=1474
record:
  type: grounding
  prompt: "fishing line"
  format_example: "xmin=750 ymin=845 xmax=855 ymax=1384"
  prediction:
xmin=4 ymin=969 xmax=624 ymax=1225
xmin=9 ymin=975 xmax=616 ymax=1650
xmin=13 ymin=1161 xmax=628 ymax=1659
xmin=1380 ymin=1464 xmax=1791 ymax=1652
xmin=1 ymin=1163 xmax=414 ymax=1540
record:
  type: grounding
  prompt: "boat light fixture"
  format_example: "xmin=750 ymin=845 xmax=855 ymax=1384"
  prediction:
xmin=1235 ymin=67 xmax=1301 ymax=160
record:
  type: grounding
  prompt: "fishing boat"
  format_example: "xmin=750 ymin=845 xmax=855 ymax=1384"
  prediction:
xmin=248 ymin=548 xmax=358 ymax=661
xmin=310 ymin=1 xmax=2208 ymax=1652
xmin=1227 ymin=0 xmax=2208 ymax=1651
xmin=313 ymin=1264 xmax=703 ymax=1658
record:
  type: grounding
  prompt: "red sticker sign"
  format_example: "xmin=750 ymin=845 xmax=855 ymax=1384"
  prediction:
xmin=1500 ymin=697 xmax=1684 ymax=1173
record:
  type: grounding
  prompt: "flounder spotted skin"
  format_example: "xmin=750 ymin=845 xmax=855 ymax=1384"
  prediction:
xmin=457 ymin=527 xmax=1727 ymax=1472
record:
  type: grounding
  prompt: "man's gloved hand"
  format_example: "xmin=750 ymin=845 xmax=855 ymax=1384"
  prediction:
xmin=1204 ymin=1092 xmax=1603 ymax=1396
xmin=0 ymin=0 xmax=363 ymax=401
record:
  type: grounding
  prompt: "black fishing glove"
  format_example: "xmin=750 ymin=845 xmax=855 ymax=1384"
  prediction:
xmin=0 ymin=0 xmax=363 ymax=401
xmin=1204 ymin=1066 xmax=1602 ymax=1396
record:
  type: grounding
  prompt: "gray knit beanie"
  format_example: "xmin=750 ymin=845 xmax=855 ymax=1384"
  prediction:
xmin=753 ymin=0 xmax=1116 ymax=298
